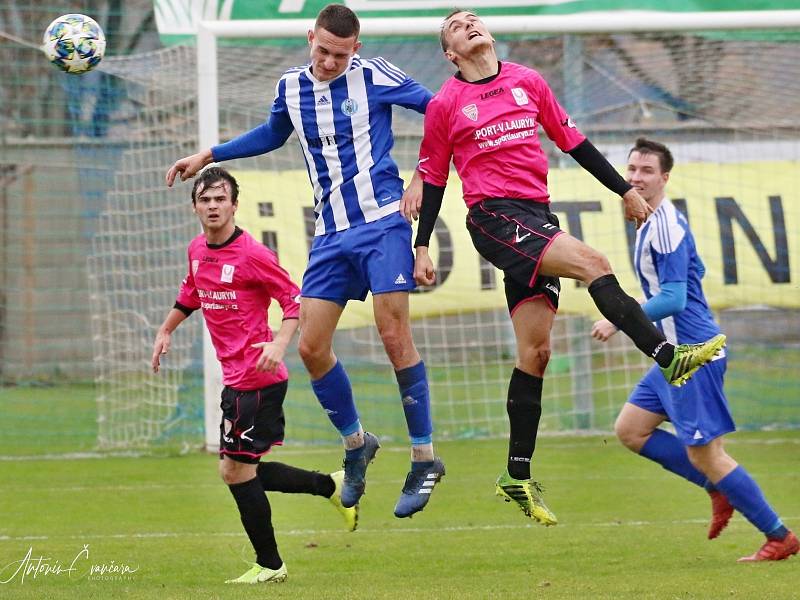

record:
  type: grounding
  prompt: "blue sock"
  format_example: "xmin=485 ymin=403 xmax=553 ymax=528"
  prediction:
xmin=639 ymin=429 xmax=709 ymax=488
xmin=311 ymin=361 xmax=359 ymax=435
xmin=714 ymin=466 xmax=783 ymax=536
xmin=395 ymin=361 xmax=432 ymax=445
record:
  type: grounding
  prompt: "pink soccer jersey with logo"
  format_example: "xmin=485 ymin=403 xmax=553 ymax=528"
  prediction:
xmin=418 ymin=61 xmax=586 ymax=207
xmin=176 ymin=228 xmax=301 ymax=390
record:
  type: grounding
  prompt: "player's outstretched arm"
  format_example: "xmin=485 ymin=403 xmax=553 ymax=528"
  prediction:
xmin=166 ymin=149 xmax=214 ymax=187
xmin=152 ymin=308 xmax=189 ymax=372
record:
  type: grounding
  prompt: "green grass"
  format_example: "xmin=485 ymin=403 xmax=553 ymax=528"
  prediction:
xmin=0 ymin=382 xmax=98 ymax=455
xmin=2 ymin=345 xmax=798 ymax=456
xmin=1 ymin=432 xmax=799 ymax=598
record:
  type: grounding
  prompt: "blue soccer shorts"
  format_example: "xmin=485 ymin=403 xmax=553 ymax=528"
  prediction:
xmin=301 ymin=211 xmax=415 ymax=305
xmin=628 ymin=350 xmax=735 ymax=446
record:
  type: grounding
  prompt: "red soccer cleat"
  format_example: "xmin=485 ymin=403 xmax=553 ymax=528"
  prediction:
xmin=708 ymin=491 xmax=734 ymax=540
xmin=738 ymin=531 xmax=800 ymax=562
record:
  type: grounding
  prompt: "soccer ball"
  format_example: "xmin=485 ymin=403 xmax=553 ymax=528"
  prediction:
xmin=43 ymin=14 xmax=106 ymax=75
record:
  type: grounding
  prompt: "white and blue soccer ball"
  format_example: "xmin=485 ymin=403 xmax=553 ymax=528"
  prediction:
xmin=43 ymin=14 xmax=106 ymax=75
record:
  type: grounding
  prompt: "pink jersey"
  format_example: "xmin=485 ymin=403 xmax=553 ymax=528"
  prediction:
xmin=176 ymin=228 xmax=301 ymax=390
xmin=418 ymin=61 xmax=586 ymax=207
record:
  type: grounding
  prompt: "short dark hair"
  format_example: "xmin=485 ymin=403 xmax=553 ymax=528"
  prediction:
xmin=315 ymin=4 xmax=360 ymax=39
xmin=440 ymin=8 xmax=471 ymax=52
xmin=191 ymin=166 xmax=239 ymax=205
xmin=629 ymin=137 xmax=674 ymax=173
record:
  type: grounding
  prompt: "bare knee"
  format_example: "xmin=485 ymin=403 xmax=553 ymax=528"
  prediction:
xmin=298 ymin=337 xmax=333 ymax=376
xmin=517 ymin=344 xmax=551 ymax=377
xmin=686 ymin=445 xmax=716 ymax=472
xmin=219 ymin=459 xmax=256 ymax=485
xmin=580 ymin=250 xmax=613 ymax=284
xmin=615 ymin=417 xmax=648 ymax=452
xmin=219 ymin=460 xmax=236 ymax=485
xmin=297 ymin=337 xmax=321 ymax=365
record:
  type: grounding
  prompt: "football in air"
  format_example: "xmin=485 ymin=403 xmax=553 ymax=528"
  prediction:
xmin=43 ymin=13 xmax=106 ymax=74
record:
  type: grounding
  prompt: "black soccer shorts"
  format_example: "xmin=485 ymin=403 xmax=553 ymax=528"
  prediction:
xmin=466 ymin=198 xmax=563 ymax=315
xmin=219 ymin=380 xmax=287 ymax=464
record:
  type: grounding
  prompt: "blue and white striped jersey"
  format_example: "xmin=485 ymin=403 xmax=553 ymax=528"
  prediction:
xmin=634 ymin=198 xmax=720 ymax=345
xmin=213 ymin=55 xmax=432 ymax=236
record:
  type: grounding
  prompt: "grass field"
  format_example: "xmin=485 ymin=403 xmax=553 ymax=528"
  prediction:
xmin=2 ymin=343 xmax=797 ymax=457
xmin=1 ymin=432 xmax=799 ymax=599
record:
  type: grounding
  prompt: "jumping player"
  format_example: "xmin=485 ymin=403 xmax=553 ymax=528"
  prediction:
xmin=165 ymin=3 xmax=444 ymax=520
xmin=406 ymin=10 xmax=725 ymax=525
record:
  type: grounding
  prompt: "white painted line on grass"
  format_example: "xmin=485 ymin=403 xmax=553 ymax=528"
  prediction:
xmin=1 ymin=434 xmax=798 ymax=461
xmin=2 ymin=516 xmax=798 ymax=543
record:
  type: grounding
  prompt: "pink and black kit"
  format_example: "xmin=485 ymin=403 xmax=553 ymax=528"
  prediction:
xmin=175 ymin=227 xmax=301 ymax=463
xmin=416 ymin=61 xmax=589 ymax=314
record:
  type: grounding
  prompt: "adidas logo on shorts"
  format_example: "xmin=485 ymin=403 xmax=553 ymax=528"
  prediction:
xmin=394 ymin=274 xmax=407 ymax=285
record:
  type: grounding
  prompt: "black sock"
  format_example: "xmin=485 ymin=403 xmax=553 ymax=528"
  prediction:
xmin=228 ymin=477 xmax=282 ymax=569
xmin=506 ymin=368 xmax=543 ymax=480
xmin=257 ymin=461 xmax=335 ymax=497
xmin=588 ymin=274 xmax=674 ymax=366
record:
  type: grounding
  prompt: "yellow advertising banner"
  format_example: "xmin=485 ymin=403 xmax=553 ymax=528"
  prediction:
xmin=233 ymin=162 xmax=799 ymax=330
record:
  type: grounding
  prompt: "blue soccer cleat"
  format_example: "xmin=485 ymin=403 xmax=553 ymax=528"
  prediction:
xmin=341 ymin=431 xmax=380 ymax=508
xmin=393 ymin=457 xmax=446 ymax=518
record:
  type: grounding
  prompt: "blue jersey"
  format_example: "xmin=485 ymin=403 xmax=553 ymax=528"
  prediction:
xmin=634 ymin=198 xmax=720 ymax=344
xmin=213 ymin=55 xmax=432 ymax=236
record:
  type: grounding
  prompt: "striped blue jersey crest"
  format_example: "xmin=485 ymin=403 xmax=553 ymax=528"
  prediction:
xmin=271 ymin=55 xmax=431 ymax=235
xmin=634 ymin=198 xmax=720 ymax=344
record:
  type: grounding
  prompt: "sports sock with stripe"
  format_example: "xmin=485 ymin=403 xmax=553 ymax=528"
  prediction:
xmin=396 ymin=361 xmax=433 ymax=452
xmin=311 ymin=361 xmax=359 ymax=432
xmin=506 ymin=368 xmax=542 ymax=480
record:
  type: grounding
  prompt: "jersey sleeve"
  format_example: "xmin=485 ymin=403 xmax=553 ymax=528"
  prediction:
xmin=653 ymin=238 xmax=691 ymax=284
xmin=250 ymin=247 xmax=301 ymax=320
xmin=368 ymin=58 xmax=433 ymax=113
xmin=417 ymin=94 xmax=453 ymax=187
xmin=175 ymin=248 xmax=201 ymax=311
xmin=651 ymin=214 xmax=690 ymax=284
xmin=530 ymin=73 xmax=586 ymax=153
xmin=212 ymin=79 xmax=294 ymax=161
